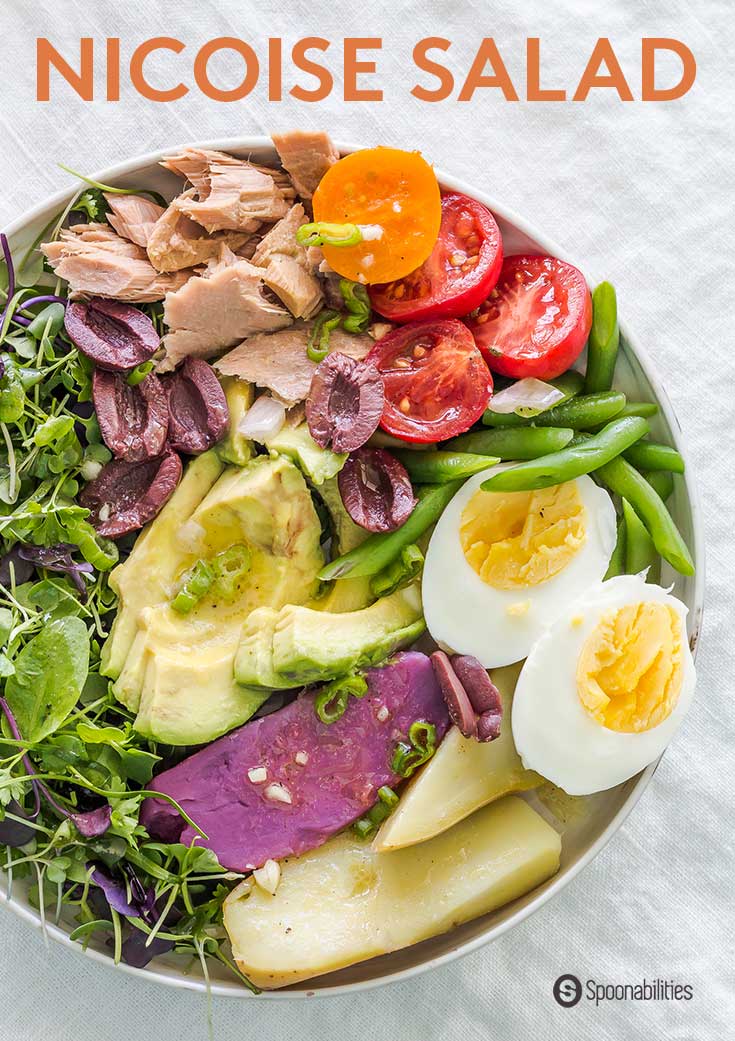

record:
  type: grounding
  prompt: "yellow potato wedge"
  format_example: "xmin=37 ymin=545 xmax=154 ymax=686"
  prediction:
xmin=224 ymin=795 xmax=561 ymax=989
xmin=374 ymin=663 xmax=541 ymax=852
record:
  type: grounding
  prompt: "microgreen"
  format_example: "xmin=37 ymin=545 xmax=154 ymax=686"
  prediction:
xmin=0 ymin=222 xmax=256 ymax=990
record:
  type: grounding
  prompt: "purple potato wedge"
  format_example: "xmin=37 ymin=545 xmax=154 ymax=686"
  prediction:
xmin=140 ymin=652 xmax=449 ymax=871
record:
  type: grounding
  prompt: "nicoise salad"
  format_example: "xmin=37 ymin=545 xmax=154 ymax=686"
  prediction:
xmin=0 ymin=132 xmax=696 ymax=989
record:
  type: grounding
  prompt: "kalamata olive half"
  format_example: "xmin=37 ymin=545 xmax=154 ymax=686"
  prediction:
xmin=92 ymin=370 xmax=169 ymax=462
xmin=451 ymin=655 xmax=503 ymax=718
xmin=430 ymin=651 xmax=477 ymax=738
xmin=476 ymin=709 xmax=502 ymax=743
xmin=165 ymin=358 xmax=229 ymax=454
xmin=80 ymin=450 xmax=182 ymax=538
xmin=64 ymin=298 xmax=160 ymax=372
xmin=337 ymin=447 xmax=415 ymax=533
xmin=306 ymin=353 xmax=384 ymax=454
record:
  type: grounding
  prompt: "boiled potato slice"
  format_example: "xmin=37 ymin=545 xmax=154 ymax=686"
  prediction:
xmin=374 ymin=663 xmax=541 ymax=852
xmin=224 ymin=796 xmax=560 ymax=989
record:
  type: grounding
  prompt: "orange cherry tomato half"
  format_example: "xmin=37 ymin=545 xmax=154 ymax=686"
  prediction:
xmin=367 ymin=320 xmax=493 ymax=443
xmin=467 ymin=255 xmax=592 ymax=380
xmin=369 ymin=193 xmax=503 ymax=323
xmin=312 ymin=147 xmax=442 ymax=284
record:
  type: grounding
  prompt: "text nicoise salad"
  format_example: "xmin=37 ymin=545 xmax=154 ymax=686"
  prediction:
xmin=0 ymin=132 xmax=695 ymax=989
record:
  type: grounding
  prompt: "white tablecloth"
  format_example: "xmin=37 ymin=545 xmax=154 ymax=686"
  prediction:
xmin=0 ymin=1 xmax=732 ymax=1038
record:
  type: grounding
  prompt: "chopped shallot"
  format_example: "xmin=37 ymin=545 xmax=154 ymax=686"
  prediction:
xmin=252 ymin=858 xmax=281 ymax=895
xmin=238 ymin=395 xmax=286 ymax=441
xmin=487 ymin=377 xmax=566 ymax=417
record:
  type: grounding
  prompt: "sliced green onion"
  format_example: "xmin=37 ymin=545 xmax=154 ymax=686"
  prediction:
xmin=390 ymin=720 xmax=437 ymax=778
xmin=339 ymin=279 xmax=371 ymax=334
xmin=211 ymin=543 xmax=251 ymax=601
xmin=126 ymin=361 xmax=154 ymax=387
xmin=314 ymin=673 xmax=368 ymax=725
xmin=307 ymin=310 xmax=341 ymax=362
xmin=296 ymin=222 xmax=363 ymax=249
xmin=377 ymin=785 xmax=399 ymax=808
xmin=353 ymin=785 xmax=400 ymax=839
xmin=171 ymin=559 xmax=215 ymax=614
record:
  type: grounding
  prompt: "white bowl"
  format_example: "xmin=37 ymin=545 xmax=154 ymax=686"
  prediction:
xmin=0 ymin=138 xmax=704 ymax=998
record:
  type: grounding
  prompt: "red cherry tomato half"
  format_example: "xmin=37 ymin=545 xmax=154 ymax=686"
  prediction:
xmin=368 ymin=193 xmax=503 ymax=323
xmin=467 ymin=255 xmax=592 ymax=380
xmin=367 ymin=320 xmax=493 ymax=443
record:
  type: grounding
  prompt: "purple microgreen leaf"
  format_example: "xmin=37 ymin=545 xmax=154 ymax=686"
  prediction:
xmin=89 ymin=864 xmax=139 ymax=917
xmin=0 ymin=545 xmax=35 ymax=587
xmin=17 ymin=542 xmax=94 ymax=601
xmin=0 ymin=800 xmax=37 ymax=848
xmin=70 ymin=804 xmax=112 ymax=838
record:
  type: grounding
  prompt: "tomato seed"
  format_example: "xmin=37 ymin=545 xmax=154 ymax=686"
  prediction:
xmin=413 ymin=345 xmax=427 ymax=358
xmin=399 ymin=397 xmax=411 ymax=413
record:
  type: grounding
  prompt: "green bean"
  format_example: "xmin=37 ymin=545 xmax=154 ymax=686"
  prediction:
xmin=482 ymin=391 xmax=626 ymax=430
xmin=480 ymin=416 xmax=649 ymax=493
xmin=604 ymin=515 xmax=627 ymax=579
xmin=623 ymin=440 xmax=685 ymax=474
xmin=585 ymin=282 xmax=619 ymax=393
xmin=445 ymin=426 xmax=574 ymax=460
xmin=318 ymin=481 xmax=462 ymax=581
xmin=622 ymin=498 xmax=660 ymax=583
xmin=616 ymin=401 xmax=658 ymax=420
xmin=396 ymin=450 xmax=500 ymax=484
xmin=596 ymin=455 xmax=694 ymax=576
xmin=644 ymin=469 xmax=674 ymax=502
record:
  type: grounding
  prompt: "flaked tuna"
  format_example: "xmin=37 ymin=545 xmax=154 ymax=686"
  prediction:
xmin=272 ymin=130 xmax=339 ymax=199
xmin=140 ymin=652 xmax=450 ymax=871
xmin=42 ymin=225 xmax=191 ymax=303
xmin=261 ymin=255 xmax=322 ymax=319
xmin=161 ymin=148 xmax=288 ymax=232
xmin=215 ymin=323 xmax=371 ymax=406
xmin=147 ymin=190 xmax=250 ymax=272
xmin=159 ymin=246 xmax=291 ymax=371
xmin=249 ymin=205 xmax=323 ymax=319
xmin=105 ymin=194 xmax=165 ymax=247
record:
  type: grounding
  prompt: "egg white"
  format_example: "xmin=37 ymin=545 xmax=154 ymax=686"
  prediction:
xmin=421 ymin=468 xmax=617 ymax=668
xmin=511 ymin=574 xmax=696 ymax=795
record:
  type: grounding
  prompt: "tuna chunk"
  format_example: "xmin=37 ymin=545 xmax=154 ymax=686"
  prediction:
xmin=42 ymin=225 xmax=191 ymax=302
xmin=159 ymin=246 xmax=291 ymax=370
xmin=161 ymin=148 xmax=288 ymax=232
xmin=250 ymin=204 xmax=309 ymax=266
xmin=105 ymin=194 xmax=165 ymax=247
xmin=215 ymin=323 xmax=371 ymax=405
xmin=261 ymin=255 xmax=322 ymax=319
xmin=140 ymin=652 xmax=450 ymax=871
xmin=147 ymin=190 xmax=250 ymax=272
xmin=249 ymin=205 xmax=322 ymax=319
xmin=272 ymin=130 xmax=339 ymax=199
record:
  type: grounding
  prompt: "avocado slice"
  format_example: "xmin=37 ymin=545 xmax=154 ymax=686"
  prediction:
xmin=263 ymin=422 xmax=346 ymax=486
xmin=110 ymin=455 xmax=324 ymax=745
xmin=101 ymin=451 xmax=225 ymax=686
xmin=234 ymin=584 xmax=425 ymax=689
xmin=311 ymin=478 xmax=373 ymax=614
xmin=217 ymin=377 xmax=254 ymax=467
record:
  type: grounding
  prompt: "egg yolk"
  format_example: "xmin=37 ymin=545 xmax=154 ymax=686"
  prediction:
xmin=577 ymin=601 xmax=684 ymax=733
xmin=460 ymin=482 xmax=586 ymax=590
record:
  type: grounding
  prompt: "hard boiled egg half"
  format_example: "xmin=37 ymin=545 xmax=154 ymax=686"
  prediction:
xmin=512 ymin=574 xmax=696 ymax=795
xmin=422 ymin=468 xmax=617 ymax=667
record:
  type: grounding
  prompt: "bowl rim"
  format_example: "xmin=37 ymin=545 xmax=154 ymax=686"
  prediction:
xmin=0 ymin=136 xmax=705 ymax=1000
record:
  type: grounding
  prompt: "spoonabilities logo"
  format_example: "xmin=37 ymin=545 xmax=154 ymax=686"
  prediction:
xmin=553 ymin=974 xmax=583 ymax=1008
